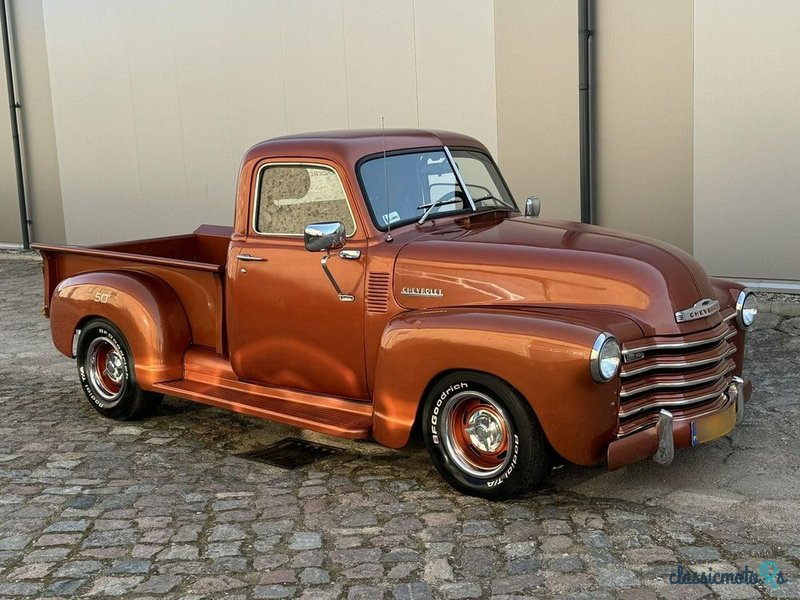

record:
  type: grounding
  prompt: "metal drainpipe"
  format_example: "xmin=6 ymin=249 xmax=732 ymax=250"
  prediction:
xmin=578 ymin=0 xmax=594 ymax=225
xmin=1 ymin=0 xmax=30 ymax=248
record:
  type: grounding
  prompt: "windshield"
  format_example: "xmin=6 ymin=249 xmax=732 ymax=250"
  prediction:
xmin=358 ymin=148 xmax=517 ymax=230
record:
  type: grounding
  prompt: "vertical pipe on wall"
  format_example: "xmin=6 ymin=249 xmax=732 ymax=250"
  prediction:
xmin=578 ymin=0 xmax=594 ymax=224
xmin=1 ymin=0 xmax=30 ymax=248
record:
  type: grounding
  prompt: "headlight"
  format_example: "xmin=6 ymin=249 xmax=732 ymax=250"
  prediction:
xmin=590 ymin=332 xmax=621 ymax=383
xmin=736 ymin=289 xmax=757 ymax=329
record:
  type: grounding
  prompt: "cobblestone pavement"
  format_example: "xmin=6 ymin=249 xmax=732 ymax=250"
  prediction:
xmin=1 ymin=258 xmax=799 ymax=600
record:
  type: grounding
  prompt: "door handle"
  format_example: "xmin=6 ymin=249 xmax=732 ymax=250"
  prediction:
xmin=236 ymin=254 xmax=265 ymax=262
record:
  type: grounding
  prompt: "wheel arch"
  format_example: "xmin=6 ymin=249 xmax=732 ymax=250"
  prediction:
xmin=408 ymin=367 xmax=533 ymax=441
xmin=371 ymin=307 xmax=620 ymax=465
xmin=50 ymin=271 xmax=191 ymax=388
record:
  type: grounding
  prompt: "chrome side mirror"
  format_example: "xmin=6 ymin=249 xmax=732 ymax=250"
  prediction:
xmin=304 ymin=221 xmax=346 ymax=252
xmin=525 ymin=196 xmax=541 ymax=217
xmin=304 ymin=221 xmax=354 ymax=302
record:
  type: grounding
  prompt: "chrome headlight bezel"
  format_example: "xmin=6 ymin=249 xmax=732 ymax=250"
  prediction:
xmin=590 ymin=332 xmax=621 ymax=383
xmin=735 ymin=289 xmax=757 ymax=330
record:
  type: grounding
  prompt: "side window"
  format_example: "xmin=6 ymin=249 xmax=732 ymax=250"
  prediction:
xmin=256 ymin=165 xmax=356 ymax=236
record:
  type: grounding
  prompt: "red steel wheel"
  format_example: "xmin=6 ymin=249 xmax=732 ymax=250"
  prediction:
xmin=85 ymin=335 xmax=127 ymax=406
xmin=443 ymin=392 xmax=512 ymax=477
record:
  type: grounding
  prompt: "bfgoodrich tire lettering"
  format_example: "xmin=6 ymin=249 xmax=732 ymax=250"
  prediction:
xmin=76 ymin=319 xmax=163 ymax=421
xmin=423 ymin=371 xmax=550 ymax=500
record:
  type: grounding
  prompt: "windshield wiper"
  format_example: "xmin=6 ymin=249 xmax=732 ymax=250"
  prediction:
xmin=417 ymin=196 xmax=463 ymax=225
xmin=471 ymin=193 xmax=516 ymax=211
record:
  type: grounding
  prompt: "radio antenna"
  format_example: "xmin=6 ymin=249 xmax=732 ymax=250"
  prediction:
xmin=381 ymin=116 xmax=393 ymax=242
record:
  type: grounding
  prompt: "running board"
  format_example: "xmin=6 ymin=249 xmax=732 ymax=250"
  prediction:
xmin=153 ymin=378 xmax=372 ymax=439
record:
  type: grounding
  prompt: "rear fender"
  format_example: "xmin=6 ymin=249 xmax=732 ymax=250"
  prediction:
xmin=49 ymin=271 xmax=191 ymax=388
xmin=372 ymin=308 xmax=620 ymax=465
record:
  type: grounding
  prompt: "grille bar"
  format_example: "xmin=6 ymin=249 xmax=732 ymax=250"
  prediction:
xmin=623 ymin=321 xmax=734 ymax=355
xmin=618 ymin=393 xmax=731 ymax=437
xmin=621 ymin=344 xmax=735 ymax=378
xmin=619 ymin=377 xmax=731 ymax=419
xmin=619 ymin=358 xmax=735 ymax=398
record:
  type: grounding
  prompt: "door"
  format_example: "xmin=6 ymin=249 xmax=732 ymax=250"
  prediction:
xmin=227 ymin=161 xmax=369 ymax=400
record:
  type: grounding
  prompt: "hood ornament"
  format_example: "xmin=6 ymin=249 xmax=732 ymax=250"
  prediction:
xmin=675 ymin=298 xmax=720 ymax=323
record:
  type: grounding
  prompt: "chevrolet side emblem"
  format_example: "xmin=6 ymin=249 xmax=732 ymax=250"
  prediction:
xmin=675 ymin=298 xmax=720 ymax=323
xmin=401 ymin=287 xmax=444 ymax=298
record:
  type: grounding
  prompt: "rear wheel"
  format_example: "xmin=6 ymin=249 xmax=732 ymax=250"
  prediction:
xmin=422 ymin=371 xmax=550 ymax=500
xmin=76 ymin=319 xmax=163 ymax=420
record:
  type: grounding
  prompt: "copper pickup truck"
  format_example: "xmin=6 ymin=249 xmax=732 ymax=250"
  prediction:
xmin=34 ymin=129 xmax=756 ymax=499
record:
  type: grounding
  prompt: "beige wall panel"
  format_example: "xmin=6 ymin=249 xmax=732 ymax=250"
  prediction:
xmin=0 ymin=32 xmax=20 ymax=244
xmin=694 ymin=0 xmax=800 ymax=280
xmin=343 ymin=0 xmax=418 ymax=129
xmin=43 ymin=0 xmax=290 ymax=244
xmin=220 ymin=1 xmax=288 ymax=166
xmin=2 ymin=0 xmax=65 ymax=245
xmin=495 ymin=0 xmax=579 ymax=220
xmin=594 ymin=0 xmax=694 ymax=252
xmin=44 ymin=1 xmax=141 ymax=244
xmin=121 ymin=1 xmax=190 ymax=234
xmin=414 ymin=0 xmax=498 ymax=156
xmin=281 ymin=1 xmax=349 ymax=133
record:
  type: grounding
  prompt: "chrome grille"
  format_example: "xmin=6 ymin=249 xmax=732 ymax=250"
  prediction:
xmin=618 ymin=311 xmax=737 ymax=436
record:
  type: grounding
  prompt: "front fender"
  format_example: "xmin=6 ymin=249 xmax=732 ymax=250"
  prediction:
xmin=49 ymin=271 xmax=191 ymax=388
xmin=372 ymin=308 xmax=620 ymax=465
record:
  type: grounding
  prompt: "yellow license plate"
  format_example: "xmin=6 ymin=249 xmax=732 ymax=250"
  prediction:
xmin=691 ymin=403 xmax=737 ymax=446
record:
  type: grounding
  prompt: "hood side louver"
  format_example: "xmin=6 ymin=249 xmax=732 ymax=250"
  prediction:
xmin=366 ymin=272 xmax=391 ymax=313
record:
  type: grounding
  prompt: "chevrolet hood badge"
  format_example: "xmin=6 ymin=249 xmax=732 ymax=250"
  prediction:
xmin=675 ymin=298 xmax=720 ymax=323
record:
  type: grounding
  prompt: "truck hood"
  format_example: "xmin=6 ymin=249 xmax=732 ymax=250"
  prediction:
xmin=393 ymin=216 xmax=721 ymax=337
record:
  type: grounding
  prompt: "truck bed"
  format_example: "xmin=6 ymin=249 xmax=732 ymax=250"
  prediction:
xmin=33 ymin=225 xmax=232 ymax=353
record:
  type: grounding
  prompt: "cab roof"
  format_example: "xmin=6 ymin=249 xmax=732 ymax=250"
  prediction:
xmin=243 ymin=129 xmax=489 ymax=167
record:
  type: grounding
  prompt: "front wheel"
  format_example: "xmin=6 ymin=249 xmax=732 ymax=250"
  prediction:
xmin=422 ymin=372 xmax=551 ymax=500
xmin=76 ymin=319 xmax=163 ymax=420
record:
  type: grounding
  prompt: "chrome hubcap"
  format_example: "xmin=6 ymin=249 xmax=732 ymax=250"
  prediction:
xmin=104 ymin=351 xmax=124 ymax=384
xmin=465 ymin=409 xmax=505 ymax=453
xmin=86 ymin=336 xmax=126 ymax=406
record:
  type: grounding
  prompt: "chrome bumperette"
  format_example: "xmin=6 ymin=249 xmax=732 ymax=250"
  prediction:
xmin=732 ymin=375 xmax=745 ymax=424
xmin=652 ymin=410 xmax=674 ymax=465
